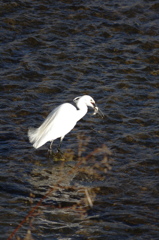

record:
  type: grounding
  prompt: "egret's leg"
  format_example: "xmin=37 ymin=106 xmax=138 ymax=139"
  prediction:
xmin=50 ymin=140 xmax=54 ymax=150
xmin=48 ymin=140 xmax=54 ymax=155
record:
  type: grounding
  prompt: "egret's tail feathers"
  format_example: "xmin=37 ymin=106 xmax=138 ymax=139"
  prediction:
xmin=28 ymin=127 xmax=41 ymax=149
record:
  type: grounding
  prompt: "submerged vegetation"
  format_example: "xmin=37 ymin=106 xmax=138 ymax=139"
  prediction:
xmin=7 ymin=135 xmax=112 ymax=240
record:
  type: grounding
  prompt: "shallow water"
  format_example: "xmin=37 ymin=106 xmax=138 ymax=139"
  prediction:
xmin=0 ymin=0 xmax=159 ymax=239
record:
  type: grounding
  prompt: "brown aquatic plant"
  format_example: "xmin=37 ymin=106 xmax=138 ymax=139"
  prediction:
xmin=7 ymin=135 xmax=112 ymax=240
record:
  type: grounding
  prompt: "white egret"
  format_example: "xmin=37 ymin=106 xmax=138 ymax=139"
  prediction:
xmin=28 ymin=95 xmax=103 ymax=151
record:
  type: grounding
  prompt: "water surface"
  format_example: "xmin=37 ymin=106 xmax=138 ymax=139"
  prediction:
xmin=0 ymin=0 xmax=159 ymax=239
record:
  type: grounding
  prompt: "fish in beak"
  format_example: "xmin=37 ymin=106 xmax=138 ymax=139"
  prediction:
xmin=92 ymin=103 xmax=104 ymax=118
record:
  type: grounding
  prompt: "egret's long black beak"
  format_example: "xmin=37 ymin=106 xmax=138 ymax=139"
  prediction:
xmin=93 ymin=104 xmax=104 ymax=118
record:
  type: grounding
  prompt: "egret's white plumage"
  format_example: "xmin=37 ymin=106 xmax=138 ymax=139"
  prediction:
xmin=28 ymin=95 xmax=103 ymax=150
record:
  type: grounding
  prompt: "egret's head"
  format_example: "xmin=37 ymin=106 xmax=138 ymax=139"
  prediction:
xmin=73 ymin=95 xmax=104 ymax=118
xmin=73 ymin=95 xmax=95 ymax=108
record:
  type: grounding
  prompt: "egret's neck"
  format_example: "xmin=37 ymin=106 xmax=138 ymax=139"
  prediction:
xmin=76 ymin=103 xmax=88 ymax=122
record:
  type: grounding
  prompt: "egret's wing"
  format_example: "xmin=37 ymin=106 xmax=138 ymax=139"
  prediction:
xmin=28 ymin=103 xmax=76 ymax=149
xmin=28 ymin=105 xmax=61 ymax=148
xmin=35 ymin=104 xmax=66 ymax=143
xmin=38 ymin=104 xmax=62 ymax=134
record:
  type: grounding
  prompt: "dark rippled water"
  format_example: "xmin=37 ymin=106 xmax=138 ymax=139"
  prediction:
xmin=1 ymin=0 xmax=159 ymax=239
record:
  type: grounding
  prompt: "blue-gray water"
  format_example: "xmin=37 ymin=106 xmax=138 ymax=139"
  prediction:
xmin=1 ymin=0 xmax=159 ymax=239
